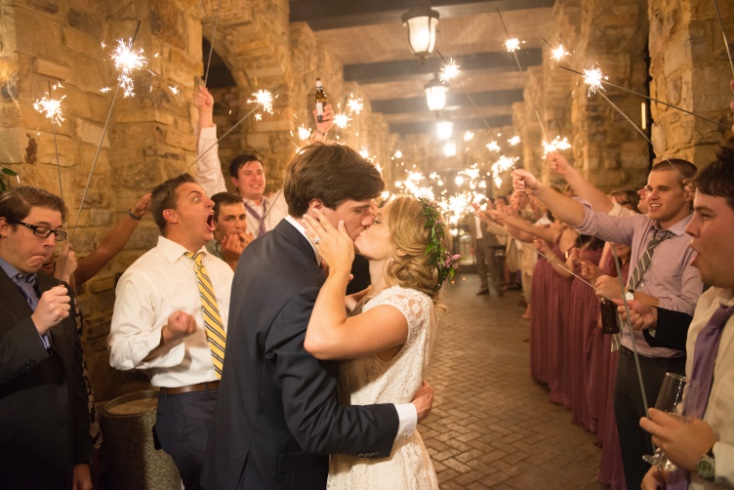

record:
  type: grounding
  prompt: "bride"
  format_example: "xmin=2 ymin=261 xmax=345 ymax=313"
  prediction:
xmin=303 ymin=195 xmax=459 ymax=490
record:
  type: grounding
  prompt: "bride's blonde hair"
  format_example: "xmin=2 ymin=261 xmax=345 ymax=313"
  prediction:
xmin=386 ymin=196 xmax=454 ymax=301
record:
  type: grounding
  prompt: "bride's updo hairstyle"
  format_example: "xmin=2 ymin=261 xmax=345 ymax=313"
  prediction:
xmin=387 ymin=195 xmax=458 ymax=301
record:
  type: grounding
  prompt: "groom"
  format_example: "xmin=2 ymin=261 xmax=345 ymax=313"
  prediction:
xmin=201 ymin=143 xmax=434 ymax=489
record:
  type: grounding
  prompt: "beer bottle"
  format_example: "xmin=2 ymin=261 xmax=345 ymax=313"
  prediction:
xmin=600 ymin=298 xmax=619 ymax=334
xmin=315 ymin=78 xmax=327 ymax=123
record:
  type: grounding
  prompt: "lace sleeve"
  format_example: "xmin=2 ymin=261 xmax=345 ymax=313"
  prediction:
xmin=369 ymin=287 xmax=433 ymax=345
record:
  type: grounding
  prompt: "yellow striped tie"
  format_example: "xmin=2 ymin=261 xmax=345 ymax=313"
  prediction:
xmin=185 ymin=251 xmax=226 ymax=378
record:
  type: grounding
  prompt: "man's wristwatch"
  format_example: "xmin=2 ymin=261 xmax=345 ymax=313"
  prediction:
xmin=696 ymin=450 xmax=715 ymax=482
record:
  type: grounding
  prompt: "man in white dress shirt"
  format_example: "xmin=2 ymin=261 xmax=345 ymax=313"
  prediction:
xmin=108 ymin=173 xmax=234 ymax=490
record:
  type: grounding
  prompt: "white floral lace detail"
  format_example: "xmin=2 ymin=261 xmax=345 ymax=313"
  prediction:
xmin=326 ymin=286 xmax=439 ymax=490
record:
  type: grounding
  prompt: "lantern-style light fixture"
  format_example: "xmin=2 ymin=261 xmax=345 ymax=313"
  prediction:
xmin=425 ymin=75 xmax=447 ymax=111
xmin=401 ymin=1 xmax=440 ymax=60
xmin=443 ymin=140 xmax=457 ymax=157
xmin=436 ymin=116 xmax=454 ymax=140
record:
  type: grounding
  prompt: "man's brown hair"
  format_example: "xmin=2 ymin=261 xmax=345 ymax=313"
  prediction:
xmin=0 ymin=186 xmax=67 ymax=225
xmin=150 ymin=173 xmax=196 ymax=232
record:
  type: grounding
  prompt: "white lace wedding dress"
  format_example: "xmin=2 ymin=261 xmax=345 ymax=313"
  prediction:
xmin=327 ymin=285 xmax=439 ymax=490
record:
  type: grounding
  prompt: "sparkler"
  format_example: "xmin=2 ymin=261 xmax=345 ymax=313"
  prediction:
xmin=110 ymin=37 xmax=147 ymax=98
xmin=551 ymin=44 xmax=569 ymax=62
xmin=542 ymin=136 xmax=572 ymax=156
xmin=254 ymin=113 xmax=263 ymax=121
xmin=583 ymin=66 xmax=607 ymax=96
xmin=249 ymin=89 xmax=273 ymax=114
xmin=297 ymin=125 xmax=311 ymax=141
xmin=394 ymin=150 xmax=403 ymax=159
xmin=504 ymin=38 xmax=522 ymax=52
xmin=464 ymin=131 xmax=474 ymax=141
xmin=439 ymin=58 xmax=461 ymax=83
xmin=168 ymin=85 xmax=180 ymax=95
xmin=347 ymin=97 xmax=363 ymax=114
xmin=203 ymin=0 xmax=224 ymax=86
xmin=486 ymin=140 xmax=501 ymax=152
xmin=507 ymin=136 xmax=521 ymax=146
xmin=34 ymin=94 xmax=66 ymax=125
xmin=333 ymin=113 xmax=351 ymax=128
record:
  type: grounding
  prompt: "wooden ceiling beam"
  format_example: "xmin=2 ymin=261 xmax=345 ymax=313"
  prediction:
xmin=289 ymin=0 xmax=556 ymax=31
xmin=371 ymin=89 xmax=523 ymax=114
xmin=343 ymin=48 xmax=541 ymax=84
xmin=390 ymin=115 xmax=513 ymax=134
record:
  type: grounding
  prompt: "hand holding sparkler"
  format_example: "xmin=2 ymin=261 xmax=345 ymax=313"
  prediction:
xmin=195 ymin=86 xmax=215 ymax=129
xmin=312 ymin=103 xmax=334 ymax=141
xmin=614 ymin=298 xmax=657 ymax=331
xmin=547 ymin=152 xmax=572 ymax=176
xmin=580 ymin=259 xmax=602 ymax=283
xmin=511 ymin=169 xmax=540 ymax=194
xmin=594 ymin=275 xmax=624 ymax=302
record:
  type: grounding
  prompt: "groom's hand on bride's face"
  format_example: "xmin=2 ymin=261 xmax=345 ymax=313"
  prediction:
xmin=412 ymin=380 xmax=435 ymax=423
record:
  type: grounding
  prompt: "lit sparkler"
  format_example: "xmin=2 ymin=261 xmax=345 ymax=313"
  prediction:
xmin=486 ymin=140 xmax=501 ymax=152
xmin=551 ymin=44 xmax=569 ymax=62
xmin=439 ymin=58 xmax=461 ymax=83
xmin=583 ymin=66 xmax=607 ymax=96
xmin=333 ymin=113 xmax=351 ymax=128
xmin=99 ymin=87 xmax=112 ymax=93
xmin=542 ymin=136 xmax=572 ymax=156
xmin=111 ymin=38 xmax=148 ymax=98
xmin=464 ymin=131 xmax=474 ymax=141
xmin=507 ymin=136 xmax=521 ymax=146
xmin=248 ymin=89 xmax=274 ymax=114
xmin=394 ymin=150 xmax=403 ymax=159
xmin=297 ymin=125 xmax=311 ymax=141
xmin=168 ymin=85 xmax=180 ymax=95
xmin=34 ymin=95 xmax=66 ymax=125
xmin=254 ymin=113 xmax=263 ymax=121
xmin=347 ymin=97 xmax=363 ymax=114
xmin=504 ymin=38 xmax=523 ymax=52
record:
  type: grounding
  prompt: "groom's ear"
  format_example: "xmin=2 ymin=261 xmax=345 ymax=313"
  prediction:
xmin=307 ymin=198 xmax=325 ymax=211
xmin=395 ymin=249 xmax=407 ymax=257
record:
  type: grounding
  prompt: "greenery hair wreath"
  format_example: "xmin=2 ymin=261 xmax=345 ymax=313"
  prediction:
xmin=418 ymin=198 xmax=461 ymax=287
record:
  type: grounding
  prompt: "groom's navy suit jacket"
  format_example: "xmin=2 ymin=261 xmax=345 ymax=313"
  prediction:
xmin=201 ymin=219 xmax=399 ymax=490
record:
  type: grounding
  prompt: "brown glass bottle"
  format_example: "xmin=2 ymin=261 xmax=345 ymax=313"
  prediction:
xmin=315 ymin=78 xmax=327 ymax=123
xmin=600 ymin=298 xmax=619 ymax=334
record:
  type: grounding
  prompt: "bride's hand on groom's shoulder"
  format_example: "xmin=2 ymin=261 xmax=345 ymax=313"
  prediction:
xmin=412 ymin=380 xmax=435 ymax=423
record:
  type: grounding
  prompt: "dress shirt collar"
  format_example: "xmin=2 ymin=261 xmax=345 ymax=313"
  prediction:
xmin=716 ymin=288 xmax=734 ymax=307
xmin=656 ymin=211 xmax=693 ymax=237
xmin=284 ymin=215 xmax=320 ymax=264
xmin=156 ymin=235 xmax=209 ymax=264
xmin=0 ymin=255 xmax=34 ymax=283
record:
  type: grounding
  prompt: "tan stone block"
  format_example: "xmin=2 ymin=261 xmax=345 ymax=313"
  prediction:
xmin=115 ymin=109 xmax=175 ymax=126
xmin=0 ymin=127 xmax=28 ymax=163
xmin=167 ymin=65 xmax=196 ymax=88
xmin=246 ymin=132 xmax=269 ymax=148
xmin=33 ymin=58 xmax=70 ymax=81
xmin=35 ymin=131 xmax=76 ymax=167
xmin=164 ymin=129 xmax=196 ymax=150
xmin=62 ymin=27 xmax=104 ymax=59
xmin=75 ymin=118 xmax=109 ymax=147
xmin=90 ymin=208 xmax=113 ymax=227
xmin=14 ymin=8 xmax=61 ymax=59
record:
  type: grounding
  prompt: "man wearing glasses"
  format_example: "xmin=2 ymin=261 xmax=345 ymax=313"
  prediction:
xmin=0 ymin=186 xmax=92 ymax=489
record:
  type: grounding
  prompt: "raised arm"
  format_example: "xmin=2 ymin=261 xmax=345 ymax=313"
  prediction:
xmin=73 ymin=193 xmax=151 ymax=289
xmin=301 ymin=212 xmax=408 ymax=360
xmin=486 ymin=210 xmax=558 ymax=244
xmin=512 ymin=169 xmax=586 ymax=226
xmin=195 ymin=86 xmax=227 ymax=196
xmin=547 ymin=152 xmax=614 ymax=213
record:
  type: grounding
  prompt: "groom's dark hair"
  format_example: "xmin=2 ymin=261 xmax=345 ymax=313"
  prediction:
xmin=283 ymin=143 xmax=385 ymax=217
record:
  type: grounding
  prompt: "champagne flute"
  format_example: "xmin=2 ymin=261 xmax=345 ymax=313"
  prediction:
xmin=642 ymin=372 xmax=701 ymax=470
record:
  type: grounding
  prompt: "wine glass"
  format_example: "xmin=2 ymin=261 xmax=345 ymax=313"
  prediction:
xmin=642 ymin=372 xmax=700 ymax=470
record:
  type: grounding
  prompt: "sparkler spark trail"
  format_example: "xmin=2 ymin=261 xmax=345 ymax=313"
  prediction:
xmin=486 ymin=140 xmax=500 ymax=152
xmin=439 ymin=58 xmax=461 ymax=83
xmin=111 ymin=38 xmax=148 ymax=98
xmin=168 ymin=85 xmax=180 ymax=95
xmin=34 ymin=95 xmax=66 ymax=125
xmin=583 ymin=66 xmax=607 ymax=96
xmin=254 ymin=113 xmax=263 ymax=121
xmin=464 ymin=131 xmax=474 ymax=141
xmin=551 ymin=44 xmax=569 ymax=62
xmin=297 ymin=126 xmax=311 ymax=141
xmin=542 ymin=136 xmax=572 ymax=156
xmin=248 ymin=89 xmax=273 ymax=114
xmin=346 ymin=97 xmax=363 ymax=114
xmin=507 ymin=136 xmax=521 ymax=146
xmin=333 ymin=113 xmax=351 ymax=128
xmin=504 ymin=38 xmax=522 ymax=52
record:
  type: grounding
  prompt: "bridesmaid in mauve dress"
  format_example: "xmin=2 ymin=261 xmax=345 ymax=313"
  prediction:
xmin=564 ymin=237 xmax=604 ymax=428
xmin=597 ymin=243 xmax=631 ymax=490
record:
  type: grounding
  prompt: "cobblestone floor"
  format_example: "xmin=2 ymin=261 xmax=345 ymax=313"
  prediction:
xmin=423 ymin=273 xmax=607 ymax=489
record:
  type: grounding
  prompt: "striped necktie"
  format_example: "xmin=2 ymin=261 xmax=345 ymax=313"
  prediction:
xmin=11 ymin=273 xmax=51 ymax=349
xmin=627 ymin=229 xmax=673 ymax=290
xmin=185 ymin=252 xmax=226 ymax=378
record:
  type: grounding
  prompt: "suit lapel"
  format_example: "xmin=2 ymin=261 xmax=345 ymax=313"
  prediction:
xmin=0 ymin=267 xmax=34 ymax=320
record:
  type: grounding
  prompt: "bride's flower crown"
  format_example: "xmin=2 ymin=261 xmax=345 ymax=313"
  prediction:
xmin=418 ymin=198 xmax=461 ymax=287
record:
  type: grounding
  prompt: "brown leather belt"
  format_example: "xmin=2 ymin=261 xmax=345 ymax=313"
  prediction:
xmin=159 ymin=380 xmax=220 ymax=396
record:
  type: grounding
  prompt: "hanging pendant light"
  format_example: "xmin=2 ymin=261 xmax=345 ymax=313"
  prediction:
xmin=425 ymin=74 xmax=447 ymax=111
xmin=401 ymin=1 xmax=439 ymax=60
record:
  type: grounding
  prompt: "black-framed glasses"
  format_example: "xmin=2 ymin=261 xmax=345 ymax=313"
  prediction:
xmin=16 ymin=221 xmax=67 ymax=241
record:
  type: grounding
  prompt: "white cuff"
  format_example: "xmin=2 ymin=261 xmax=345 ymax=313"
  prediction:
xmin=394 ymin=403 xmax=418 ymax=441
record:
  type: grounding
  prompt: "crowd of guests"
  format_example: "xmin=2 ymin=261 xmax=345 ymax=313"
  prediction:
xmin=2 ymin=81 xmax=734 ymax=490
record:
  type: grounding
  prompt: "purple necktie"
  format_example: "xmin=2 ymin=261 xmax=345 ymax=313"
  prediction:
xmin=244 ymin=200 xmax=267 ymax=237
xmin=11 ymin=273 xmax=39 ymax=310
xmin=667 ymin=302 xmax=733 ymax=489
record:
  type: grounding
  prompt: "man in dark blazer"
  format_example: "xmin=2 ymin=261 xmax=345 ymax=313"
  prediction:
xmin=0 ymin=186 xmax=92 ymax=489
xmin=202 ymin=143 xmax=433 ymax=490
